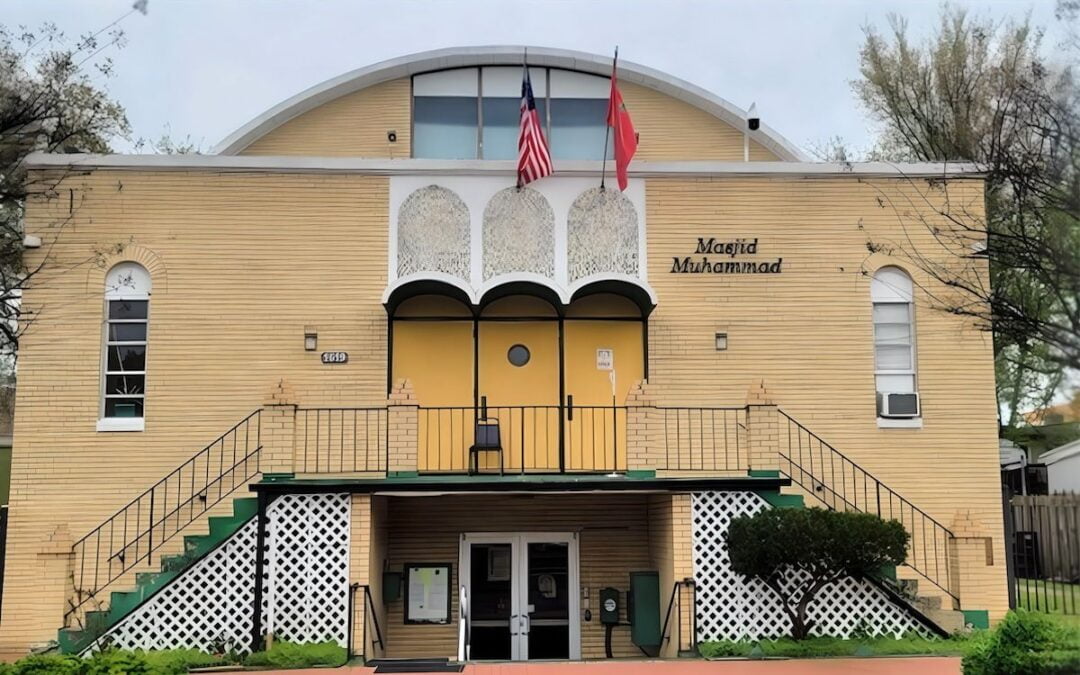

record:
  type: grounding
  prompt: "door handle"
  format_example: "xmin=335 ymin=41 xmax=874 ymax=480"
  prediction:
xmin=567 ymin=394 xmax=574 ymax=421
xmin=521 ymin=614 xmax=530 ymax=636
xmin=509 ymin=613 xmax=518 ymax=636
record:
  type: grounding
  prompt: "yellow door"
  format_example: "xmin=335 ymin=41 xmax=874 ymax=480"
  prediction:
xmin=477 ymin=321 xmax=560 ymax=471
xmin=563 ymin=321 xmax=644 ymax=471
xmin=392 ymin=320 xmax=474 ymax=472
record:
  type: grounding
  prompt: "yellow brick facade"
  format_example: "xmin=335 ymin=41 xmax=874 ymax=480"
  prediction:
xmin=1 ymin=50 xmax=1005 ymax=659
xmin=234 ymin=75 xmax=776 ymax=161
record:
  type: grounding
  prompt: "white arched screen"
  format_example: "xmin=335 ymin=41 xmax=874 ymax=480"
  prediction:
xmin=102 ymin=263 xmax=151 ymax=427
xmin=871 ymin=267 xmax=916 ymax=398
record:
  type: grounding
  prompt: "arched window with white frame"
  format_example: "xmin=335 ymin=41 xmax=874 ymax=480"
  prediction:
xmin=100 ymin=262 xmax=151 ymax=431
xmin=871 ymin=267 xmax=920 ymax=419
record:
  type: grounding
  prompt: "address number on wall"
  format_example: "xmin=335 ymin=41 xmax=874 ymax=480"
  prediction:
xmin=321 ymin=351 xmax=348 ymax=364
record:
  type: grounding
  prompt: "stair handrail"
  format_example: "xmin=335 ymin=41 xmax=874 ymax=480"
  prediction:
xmin=777 ymin=409 xmax=958 ymax=602
xmin=65 ymin=409 xmax=263 ymax=624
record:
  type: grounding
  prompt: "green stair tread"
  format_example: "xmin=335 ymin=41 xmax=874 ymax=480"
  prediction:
xmin=107 ymin=590 xmax=143 ymax=620
xmin=756 ymin=491 xmax=805 ymax=509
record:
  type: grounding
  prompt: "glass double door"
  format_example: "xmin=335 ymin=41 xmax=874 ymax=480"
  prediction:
xmin=461 ymin=533 xmax=579 ymax=661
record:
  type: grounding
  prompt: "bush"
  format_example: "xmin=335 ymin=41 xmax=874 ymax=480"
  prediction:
xmin=141 ymin=649 xmax=227 ymax=674
xmin=244 ymin=641 xmax=347 ymax=669
xmin=700 ymin=633 xmax=972 ymax=660
xmin=962 ymin=610 xmax=1080 ymax=675
xmin=725 ymin=507 xmax=909 ymax=639
xmin=83 ymin=650 xmax=152 ymax=674
xmin=8 ymin=654 xmax=84 ymax=675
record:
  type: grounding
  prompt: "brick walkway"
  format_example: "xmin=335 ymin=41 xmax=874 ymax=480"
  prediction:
xmin=280 ymin=656 xmax=962 ymax=674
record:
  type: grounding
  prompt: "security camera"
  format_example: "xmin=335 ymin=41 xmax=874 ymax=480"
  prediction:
xmin=747 ymin=102 xmax=759 ymax=131
xmin=387 ymin=130 xmax=397 ymax=143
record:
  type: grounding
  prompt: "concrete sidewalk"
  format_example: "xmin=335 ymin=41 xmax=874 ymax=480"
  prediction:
xmin=278 ymin=656 xmax=962 ymax=674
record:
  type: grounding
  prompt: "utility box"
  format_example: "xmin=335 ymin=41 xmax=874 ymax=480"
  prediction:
xmin=599 ymin=587 xmax=620 ymax=625
xmin=629 ymin=571 xmax=661 ymax=655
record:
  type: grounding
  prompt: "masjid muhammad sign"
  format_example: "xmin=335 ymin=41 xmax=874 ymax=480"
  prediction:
xmin=670 ymin=238 xmax=784 ymax=275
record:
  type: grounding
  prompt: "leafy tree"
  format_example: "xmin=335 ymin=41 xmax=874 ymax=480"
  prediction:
xmin=725 ymin=507 xmax=908 ymax=640
xmin=853 ymin=6 xmax=1080 ymax=429
xmin=0 ymin=22 xmax=130 ymax=366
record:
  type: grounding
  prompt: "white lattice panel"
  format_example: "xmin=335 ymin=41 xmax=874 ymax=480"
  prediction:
xmin=264 ymin=493 xmax=351 ymax=645
xmin=89 ymin=493 xmax=350 ymax=654
xmin=101 ymin=516 xmax=257 ymax=653
xmin=692 ymin=491 xmax=932 ymax=641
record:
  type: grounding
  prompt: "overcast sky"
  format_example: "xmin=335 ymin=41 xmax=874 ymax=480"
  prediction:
xmin=5 ymin=0 xmax=1068 ymax=155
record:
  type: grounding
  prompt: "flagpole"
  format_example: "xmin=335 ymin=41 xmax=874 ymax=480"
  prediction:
xmin=600 ymin=46 xmax=618 ymax=190
xmin=517 ymin=48 xmax=528 ymax=190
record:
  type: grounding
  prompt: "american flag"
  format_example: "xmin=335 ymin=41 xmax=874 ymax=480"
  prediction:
xmin=517 ymin=67 xmax=553 ymax=186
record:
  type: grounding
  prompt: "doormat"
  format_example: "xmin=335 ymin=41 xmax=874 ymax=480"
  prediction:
xmin=370 ymin=658 xmax=464 ymax=673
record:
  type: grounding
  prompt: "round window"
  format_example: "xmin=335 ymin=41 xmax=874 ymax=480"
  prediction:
xmin=507 ymin=344 xmax=531 ymax=367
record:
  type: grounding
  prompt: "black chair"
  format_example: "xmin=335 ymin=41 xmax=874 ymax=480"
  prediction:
xmin=469 ymin=419 xmax=503 ymax=475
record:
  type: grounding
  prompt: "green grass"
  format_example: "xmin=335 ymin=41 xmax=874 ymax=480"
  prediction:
xmin=700 ymin=633 xmax=975 ymax=660
xmin=1016 ymin=578 xmax=1080 ymax=618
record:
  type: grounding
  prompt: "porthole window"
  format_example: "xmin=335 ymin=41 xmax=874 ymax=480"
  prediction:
xmin=507 ymin=344 xmax=531 ymax=367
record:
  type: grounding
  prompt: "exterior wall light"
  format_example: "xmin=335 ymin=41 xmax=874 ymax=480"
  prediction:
xmin=304 ymin=326 xmax=318 ymax=351
xmin=715 ymin=332 xmax=728 ymax=351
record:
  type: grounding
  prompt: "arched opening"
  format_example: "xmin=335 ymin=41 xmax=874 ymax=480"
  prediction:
xmin=386 ymin=279 xmax=649 ymax=473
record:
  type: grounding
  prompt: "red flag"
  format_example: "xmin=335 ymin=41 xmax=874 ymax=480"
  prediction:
xmin=606 ymin=64 xmax=637 ymax=191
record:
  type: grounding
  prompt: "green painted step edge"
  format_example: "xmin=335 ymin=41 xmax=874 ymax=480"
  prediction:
xmin=876 ymin=565 xmax=898 ymax=582
xmin=962 ymin=609 xmax=990 ymax=630
xmin=387 ymin=470 xmax=420 ymax=478
xmin=58 ymin=496 xmax=258 ymax=654
xmin=625 ymin=470 xmax=656 ymax=478
xmin=747 ymin=469 xmax=781 ymax=478
xmin=755 ymin=491 xmax=805 ymax=509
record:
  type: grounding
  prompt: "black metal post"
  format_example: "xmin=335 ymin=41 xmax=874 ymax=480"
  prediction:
xmin=557 ymin=316 xmax=566 ymax=473
xmin=250 ymin=491 xmax=270 ymax=653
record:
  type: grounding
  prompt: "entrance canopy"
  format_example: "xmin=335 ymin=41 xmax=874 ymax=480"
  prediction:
xmin=383 ymin=276 xmax=656 ymax=318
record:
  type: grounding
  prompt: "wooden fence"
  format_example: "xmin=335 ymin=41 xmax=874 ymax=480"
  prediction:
xmin=1007 ymin=493 xmax=1080 ymax=614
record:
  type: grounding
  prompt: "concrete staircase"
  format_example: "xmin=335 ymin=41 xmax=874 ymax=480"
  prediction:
xmin=58 ymin=497 xmax=258 ymax=654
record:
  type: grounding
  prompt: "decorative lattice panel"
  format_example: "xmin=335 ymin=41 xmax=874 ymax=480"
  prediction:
xmin=264 ymin=493 xmax=351 ymax=645
xmin=90 ymin=493 xmax=350 ymax=654
xmin=101 ymin=517 xmax=257 ymax=653
xmin=482 ymin=187 xmax=555 ymax=281
xmin=692 ymin=491 xmax=932 ymax=641
xmin=397 ymin=185 xmax=471 ymax=280
xmin=567 ymin=187 xmax=639 ymax=282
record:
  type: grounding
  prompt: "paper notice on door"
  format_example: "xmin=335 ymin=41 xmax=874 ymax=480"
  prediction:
xmin=406 ymin=564 xmax=451 ymax=623
xmin=596 ymin=348 xmax=613 ymax=371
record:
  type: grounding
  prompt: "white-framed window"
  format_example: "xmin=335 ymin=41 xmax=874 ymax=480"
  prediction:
xmin=99 ymin=262 xmax=150 ymax=431
xmin=412 ymin=67 xmax=613 ymax=161
xmin=871 ymin=266 xmax=917 ymax=400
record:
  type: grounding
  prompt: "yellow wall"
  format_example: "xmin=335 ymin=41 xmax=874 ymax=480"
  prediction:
xmin=644 ymin=176 xmax=1004 ymax=617
xmin=621 ymin=82 xmax=777 ymax=161
xmin=235 ymin=76 xmax=775 ymax=161
xmin=3 ymin=170 xmax=391 ymax=655
xmin=2 ymin=167 xmax=1005 ymax=654
xmin=241 ymin=80 xmax=412 ymax=157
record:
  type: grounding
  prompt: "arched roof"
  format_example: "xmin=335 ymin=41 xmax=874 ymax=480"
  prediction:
xmin=214 ymin=46 xmax=806 ymax=160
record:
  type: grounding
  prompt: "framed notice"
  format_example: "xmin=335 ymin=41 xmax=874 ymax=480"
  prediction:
xmin=404 ymin=563 xmax=452 ymax=624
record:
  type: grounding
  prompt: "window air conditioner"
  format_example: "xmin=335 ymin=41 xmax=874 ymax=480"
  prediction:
xmin=877 ymin=392 xmax=920 ymax=418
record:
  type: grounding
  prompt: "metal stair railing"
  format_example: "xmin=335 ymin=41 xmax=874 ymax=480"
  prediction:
xmin=777 ymin=410 xmax=958 ymax=603
xmin=65 ymin=409 xmax=263 ymax=624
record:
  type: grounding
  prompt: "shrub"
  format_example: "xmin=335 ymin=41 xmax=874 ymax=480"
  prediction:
xmin=8 ymin=654 xmax=84 ymax=675
xmin=83 ymin=650 xmax=152 ymax=674
xmin=244 ymin=641 xmax=347 ymax=669
xmin=962 ymin=610 xmax=1080 ymax=675
xmin=141 ymin=648 xmax=227 ymax=674
xmin=724 ymin=507 xmax=908 ymax=640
